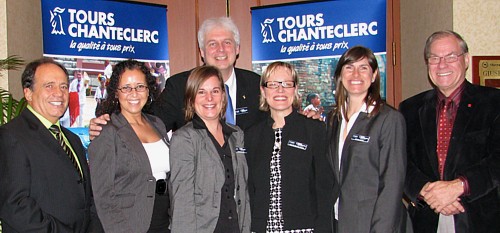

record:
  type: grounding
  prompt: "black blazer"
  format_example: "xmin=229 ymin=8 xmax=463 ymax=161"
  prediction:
xmin=151 ymin=68 xmax=266 ymax=132
xmin=0 ymin=109 xmax=102 ymax=233
xmin=400 ymin=82 xmax=500 ymax=233
xmin=245 ymin=111 xmax=334 ymax=233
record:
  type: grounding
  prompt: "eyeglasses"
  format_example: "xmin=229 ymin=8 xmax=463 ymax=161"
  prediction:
xmin=427 ymin=53 xmax=465 ymax=65
xmin=263 ymin=81 xmax=296 ymax=89
xmin=117 ymin=84 xmax=148 ymax=93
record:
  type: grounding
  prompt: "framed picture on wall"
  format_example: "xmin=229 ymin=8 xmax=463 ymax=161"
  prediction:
xmin=472 ymin=56 xmax=500 ymax=89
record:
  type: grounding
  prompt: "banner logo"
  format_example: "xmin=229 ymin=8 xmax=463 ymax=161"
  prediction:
xmin=50 ymin=7 xmax=66 ymax=35
xmin=46 ymin=6 xmax=159 ymax=44
xmin=261 ymin=19 xmax=276 ymax=43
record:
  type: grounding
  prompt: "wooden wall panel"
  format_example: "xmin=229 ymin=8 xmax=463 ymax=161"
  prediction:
xmin=163 ymin=0 xmax=198 ymax=75
xmin=230 ymin=0 xmax=259 ymax=70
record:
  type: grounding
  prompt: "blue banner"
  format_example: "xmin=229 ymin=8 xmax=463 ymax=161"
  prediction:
xmin=251 ymin=0 xmax=387 ymax=109
xmin=41 ymin=0 xmax=168 ymax=60
xmin=252 ymin=0 xmax=386 ymax=61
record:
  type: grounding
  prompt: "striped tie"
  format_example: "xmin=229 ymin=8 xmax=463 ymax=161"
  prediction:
xmin=49 ymin=125 xmax=83 ymax=178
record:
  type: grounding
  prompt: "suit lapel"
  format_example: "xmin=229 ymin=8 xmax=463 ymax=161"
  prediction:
xmin=419 ymin=92 xmax=440 ymax=179
xmin=227 ymin=131 xmax=239 ymax=180
xmin=22 ymin=109 xmax=85 ymax=182
xmin=113 ymin=113 xmax=153 ymax=176
xmin=444 ymin=84 xmax=475 ymax=179
xmin=235 ymin=70 xmax=248 ymax=113
xmin=339 ymin=112 xmax=370 ymax=184
xmin=200 ymin=129 xmax=225 ymax=184
xmin=327 ymin=115 xmax=341 ymax=184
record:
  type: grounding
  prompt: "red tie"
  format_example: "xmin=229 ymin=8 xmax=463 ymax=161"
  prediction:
xmin=437 ymin=100 xmax=453 ymax=179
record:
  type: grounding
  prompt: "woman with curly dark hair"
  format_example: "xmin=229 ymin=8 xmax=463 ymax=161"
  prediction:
xmin=89 ymin=59 xmax=171 ymax=233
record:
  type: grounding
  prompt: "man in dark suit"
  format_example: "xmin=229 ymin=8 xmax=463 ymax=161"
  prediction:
xmin=400 ymin=30 xmax=500 ymax=233
xmin=0 ymin=58 xmax=103 ymax=232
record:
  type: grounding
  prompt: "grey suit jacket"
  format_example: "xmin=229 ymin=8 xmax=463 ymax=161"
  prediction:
xmin=327 ymin=104 xmax=407 ymax=233
xmin=170 ymin=121 xmax=251 ymax=233
xmin=88 ymin=112 xmax=169 ymax=233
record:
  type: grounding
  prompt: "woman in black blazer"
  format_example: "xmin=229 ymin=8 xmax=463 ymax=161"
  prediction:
xmin=245 ymin=61 xmax=333 ymax=233
xmin=88 ymin=60 xmax=171 ymax=233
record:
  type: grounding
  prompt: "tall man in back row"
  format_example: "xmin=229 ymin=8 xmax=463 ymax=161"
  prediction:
xmin=0 ymin=58 xmax=102 ymax=232
xmin=152 ymin=17 xmax=266 ymax=131
xmin=400 ymin=30 xmax=500 ymax=233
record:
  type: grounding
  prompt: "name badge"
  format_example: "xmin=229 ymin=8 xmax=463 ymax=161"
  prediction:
xmin=235 ymin=147 xmax=247 ymax=153
xmin=287 ymin=140 xmax=308 ymax=150
xmin=235 ymin=107 xmax=249 ymax=115
xmin=351 ymin=134 xmax=370 ymax=143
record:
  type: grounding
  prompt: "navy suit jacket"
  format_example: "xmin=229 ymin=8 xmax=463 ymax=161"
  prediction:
xmin=0 ymin=109 xmax=102 ymax=233
xmin=400 ymin=82 xmax=500 ymax=233
xmin=151 ymin=68 xmax=266 ymax=132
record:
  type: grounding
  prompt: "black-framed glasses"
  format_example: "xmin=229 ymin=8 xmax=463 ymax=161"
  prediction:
xmin=263 ymin=81 xmax=296 ymax=89
xmin=427 ymin=53 xmax=465 ymax=65
xmin=117 ymin=84 xmax=148 ymax=93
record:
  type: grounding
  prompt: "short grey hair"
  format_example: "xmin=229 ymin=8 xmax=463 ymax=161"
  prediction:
xmin=424 ymin=30 xmax=469 ymax=64
xmin=197 ymin=17 xmax=240 ymax=50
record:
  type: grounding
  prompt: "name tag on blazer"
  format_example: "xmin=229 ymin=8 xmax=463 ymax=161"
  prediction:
xmin=287 ymin=140 xmax=308 ymax=150
xmin=235 ymin=147 xmax=247 ymax=153
xmin=235 ymin=107 xmax=249 ymax=115
xmin=351 ymin=134 xmax=370 ymax=143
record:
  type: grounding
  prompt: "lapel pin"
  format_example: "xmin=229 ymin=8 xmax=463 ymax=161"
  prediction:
xmin=243 ymin=95 xmax=246 ymax=99
xmin=468 ymin=103 xmax=472 ymax=108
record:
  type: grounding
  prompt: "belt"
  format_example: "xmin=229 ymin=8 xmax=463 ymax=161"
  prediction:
xmin=156 ymin=179 xmax=167 ymax=195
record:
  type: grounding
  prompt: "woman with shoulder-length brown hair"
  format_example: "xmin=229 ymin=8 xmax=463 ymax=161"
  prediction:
xmin=169 ymin=66 xmax=251 ymax=233
xmin=327 ymin=46 xmax=407 ymax=232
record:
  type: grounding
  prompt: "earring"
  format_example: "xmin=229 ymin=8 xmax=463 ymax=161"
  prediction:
xmin=148 ymin=95 xmax=153 ymax=105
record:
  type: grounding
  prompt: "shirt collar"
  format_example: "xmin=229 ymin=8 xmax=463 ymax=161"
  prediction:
xmin=192 ymin=114 xmax=236 ymax=135
xmin=224 ymin=68 xmax=236 ymax=88
xmin=437 ymin=81 xmax=466 ymax=105
xmin=27 ymin=105 xmax=61 ymax=129
xmin=340 ymin=102 xmax=374 ymax=120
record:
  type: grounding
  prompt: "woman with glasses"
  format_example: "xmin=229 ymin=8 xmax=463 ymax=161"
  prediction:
xmin=327 ymin=46 xmax=407 ymax=232
xmin=245 ymin=61 xmax=333 ymax=232
xmin=169 ymin=66 xmax=251 ymax=233
xmin=88 ymin=59 xmax=171 ymax=233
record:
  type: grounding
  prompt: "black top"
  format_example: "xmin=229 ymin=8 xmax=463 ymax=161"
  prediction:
xmin=193 ymin=115 xmax=240 ymax=233
xmin=245 ymin=110 xmax=334 ymax=233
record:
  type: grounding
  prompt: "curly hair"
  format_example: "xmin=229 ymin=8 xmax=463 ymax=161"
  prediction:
xmin=96 ymin=59 xmax=157 ymax=117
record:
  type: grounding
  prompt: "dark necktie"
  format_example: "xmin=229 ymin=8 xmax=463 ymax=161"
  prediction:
xmin=49 ymin=125 xmax=83 ymax=178
xmin=436 ymin=100 xmax=453 ymax=179
xmin=225 ymin=84 xmax=235 ymax=125
xmin=77 ymin=80 xmax=81 ymax=92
